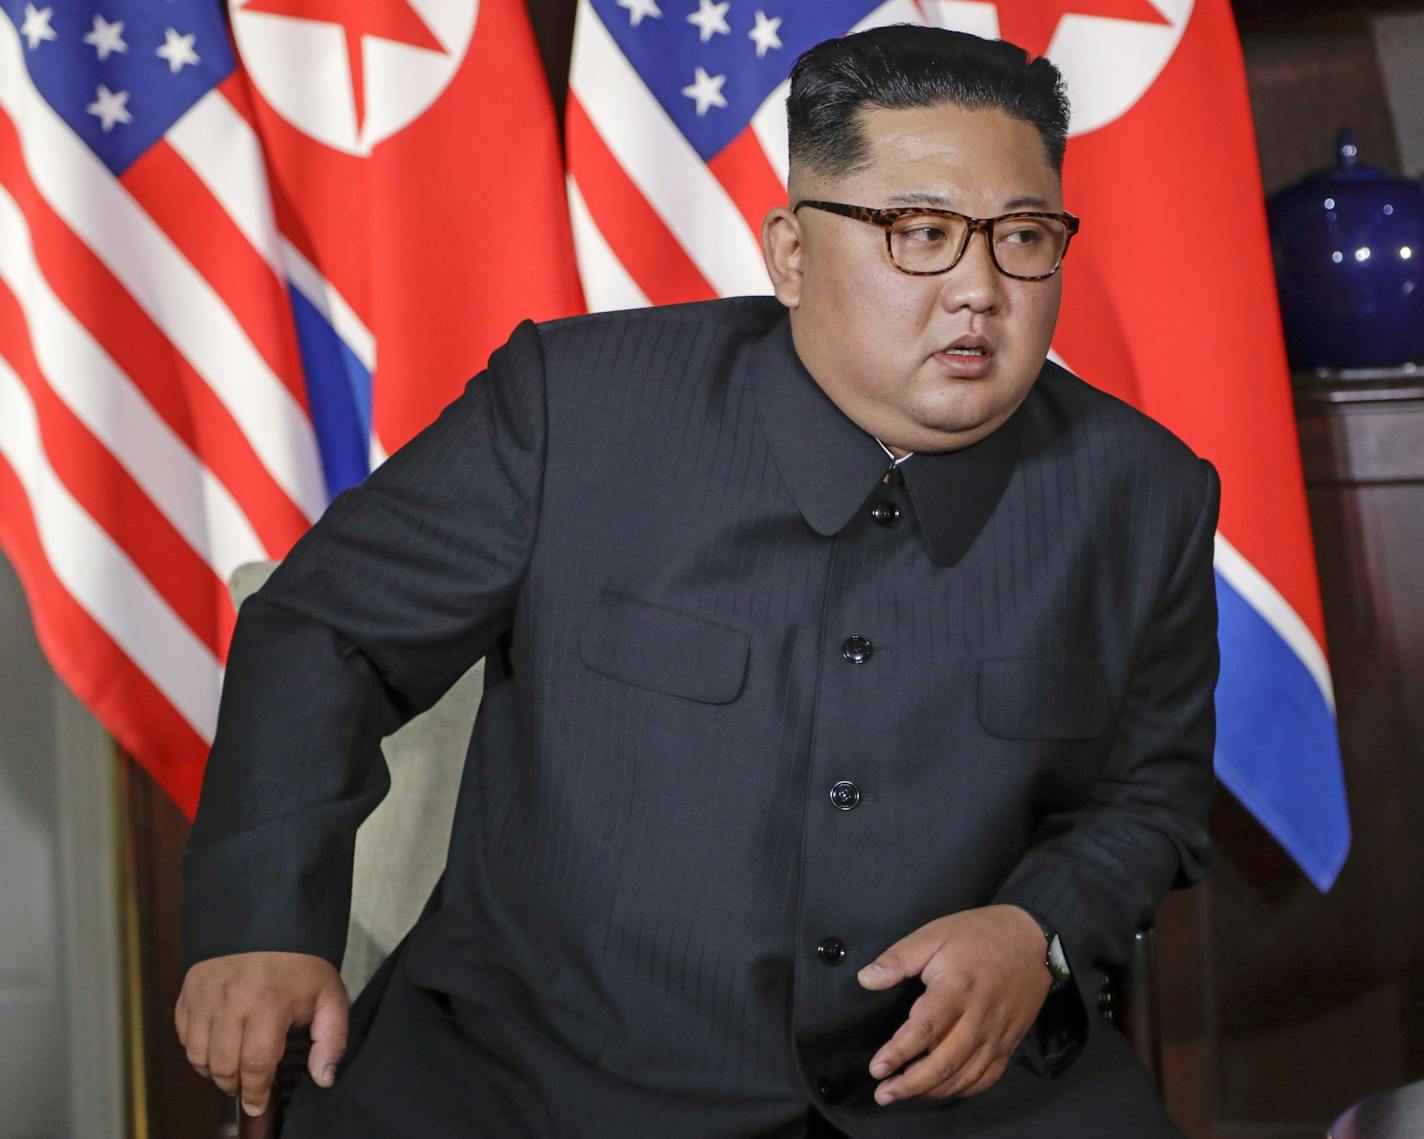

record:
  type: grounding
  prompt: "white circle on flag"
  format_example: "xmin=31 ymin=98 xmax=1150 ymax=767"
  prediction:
xmin=231 ymin=0 xmax=479 ymax=156
xmin=922 ymin=0 xmax=1195 ymax=137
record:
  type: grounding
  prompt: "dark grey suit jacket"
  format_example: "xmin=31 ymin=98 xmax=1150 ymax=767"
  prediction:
xmin=184 ymin=296 xmax=1219 ymax=1137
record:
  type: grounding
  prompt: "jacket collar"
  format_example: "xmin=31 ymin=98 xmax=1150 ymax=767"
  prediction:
xmin=750 ymin=310 xmax=1026 ymax=568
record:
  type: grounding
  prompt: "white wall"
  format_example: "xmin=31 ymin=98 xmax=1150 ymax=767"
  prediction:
xmin=1374 ymin=12 xmax=1424 ymax=179
xmin=0 ymin=552 xmax=125 ymax=1138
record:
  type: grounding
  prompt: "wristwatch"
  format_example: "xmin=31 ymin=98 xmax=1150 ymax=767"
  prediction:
xmin=1022 ymin=908 xmax=1072 ymax=992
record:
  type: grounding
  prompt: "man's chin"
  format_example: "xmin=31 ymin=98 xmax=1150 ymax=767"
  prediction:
xmin=901 ymin=391 xmax=1013 ymax=450
xmin=901 ymin=414 xmax=1006 ymax=454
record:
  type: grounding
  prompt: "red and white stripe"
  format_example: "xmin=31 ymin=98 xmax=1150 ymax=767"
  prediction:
xmin=567 ymin=0 xmax=773 ymax=311
xmin=0 ymin=13 xmax=329 ymax=815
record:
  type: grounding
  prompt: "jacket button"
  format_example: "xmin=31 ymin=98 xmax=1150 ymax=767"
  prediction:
xmin=870 ymin=500 xmax=901 ymax=527
xmin=817 ymin=937 xmax=847 ymax=964
xmin=829 ymin=781 xmax=861 ymax=810
xmin=817 ymin=1076 xmax=837 ymax=1101
xmin=841 ymin=635 xmax=873 ymax=664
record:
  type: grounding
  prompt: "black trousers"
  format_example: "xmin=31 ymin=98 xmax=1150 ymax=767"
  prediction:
xmin=286 ymin=931 xmax=862 ymax=1139
xmin=805 ymin=1108 xmax=852 ymax=1138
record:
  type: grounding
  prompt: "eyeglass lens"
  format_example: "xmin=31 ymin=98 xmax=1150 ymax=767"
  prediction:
xmin=889 ymin=214 xmax=1069 ymax=278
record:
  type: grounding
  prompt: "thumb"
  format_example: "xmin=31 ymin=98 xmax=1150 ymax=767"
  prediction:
xmin=858 ymin=927 xmax=940 ymax=990
xmin=306 ymin=983 xmax=349 ymax=1088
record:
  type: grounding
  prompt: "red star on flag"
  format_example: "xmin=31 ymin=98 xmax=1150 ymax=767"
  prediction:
xmin=240 ymin=0 xmax=446 ymax=133
xmin=995 ymin=0 xmax=1170 ymax=61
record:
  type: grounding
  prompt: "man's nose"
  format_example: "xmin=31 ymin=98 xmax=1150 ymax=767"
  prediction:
xmin=937 ymin=229 xmax=1003 ymax=313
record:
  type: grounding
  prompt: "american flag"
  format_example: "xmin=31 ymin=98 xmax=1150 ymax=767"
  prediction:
xmin=567 ymin=0 xmax=1351 ymax=888
xmin=1 ymin=0 xmax=580 ymax=817
xmin=0 ymin=1 xmax=336 ymax=813
xmin=570 ymin=0 xmax=887 ymax=309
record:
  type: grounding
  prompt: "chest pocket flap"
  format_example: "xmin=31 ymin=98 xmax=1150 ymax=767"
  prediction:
xmin=978 ymin=657 xmax=1110 ymax=740
xmin=579 ymin=592 xmax=749 ymax=705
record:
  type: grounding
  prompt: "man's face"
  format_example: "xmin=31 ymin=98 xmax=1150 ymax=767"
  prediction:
xmin=767 ymin=102 xmax=1065 ymax=455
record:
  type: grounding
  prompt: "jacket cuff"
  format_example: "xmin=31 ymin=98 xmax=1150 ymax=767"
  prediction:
xmin=994 ymin=871 xmax=1094 ymax=1076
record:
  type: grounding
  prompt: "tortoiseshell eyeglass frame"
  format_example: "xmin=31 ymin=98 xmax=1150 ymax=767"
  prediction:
xmin=792 ymin=200 xmax=1081 ymax=281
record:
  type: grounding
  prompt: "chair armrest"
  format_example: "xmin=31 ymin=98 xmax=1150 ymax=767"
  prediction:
xmin=1098 ymin=927 xmax=1164 ymax=1096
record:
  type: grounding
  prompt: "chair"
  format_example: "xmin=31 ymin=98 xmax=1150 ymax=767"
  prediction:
xmin=1329 ymin=1079 xmax=1424 ymax=1138
xmin=1100 ymin=927 xmax=1165 ymax=1094
xmin=225 ymin=561 xmax=479 ymax=1000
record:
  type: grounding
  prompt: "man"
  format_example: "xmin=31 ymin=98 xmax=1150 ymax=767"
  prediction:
xmin=178 ymin=25 xmax=1218 ymax=1138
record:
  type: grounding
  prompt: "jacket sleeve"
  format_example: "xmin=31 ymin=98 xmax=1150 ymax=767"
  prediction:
xmin=181 ymin=319 xmax=548 ymax=972
xmin=994 ymin=457 xmax=1221 ymax=1070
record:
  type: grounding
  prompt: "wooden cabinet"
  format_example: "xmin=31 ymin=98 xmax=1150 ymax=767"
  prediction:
xmin=1159 ymin=374 xmax=1424 ymax=1136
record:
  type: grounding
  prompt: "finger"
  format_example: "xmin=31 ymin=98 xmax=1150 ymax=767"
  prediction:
xmin=183 ymin=1012 xmax=213 ymax=1080
xmin=206 ymin=1011 xmax=247 ymax=1097
xmin=174 ymin=992 xmax=190 ymax=1045
xmin=859 ymin=933 xmax=937 ymax=991
xmin=237 ymin=1005 xmax=291 ymax=1117
xmin=925 ymin=1047 xmax=995 ymax=1101
xmin=875 ymin=1027 xmax=980 ymax=1105
xmin=868 ymin=988 xmax=965 ymax=1079
xmin=306 ymin=982 xmax=349 ymax=1088
xmin=956 ymin=1055 xmax=1009 ymax=1099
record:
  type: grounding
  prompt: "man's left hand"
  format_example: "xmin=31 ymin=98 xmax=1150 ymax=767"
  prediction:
xmin=857 ymin=904 xmax=1052 ymax=1104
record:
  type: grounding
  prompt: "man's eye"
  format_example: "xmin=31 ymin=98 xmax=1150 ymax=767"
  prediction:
xmin=899 ymin=225 xmax=949 ymax=245
xmin=999 ymin=225 xmax=1046 ymax=246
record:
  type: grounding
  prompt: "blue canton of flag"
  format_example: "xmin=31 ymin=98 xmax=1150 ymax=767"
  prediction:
xmin=591 ymin=0 xmax=884 ymax=161
xmin=4 ymin=0 xmax=234 ymax=174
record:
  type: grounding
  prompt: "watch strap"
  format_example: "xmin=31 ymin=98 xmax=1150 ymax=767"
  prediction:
xmin=1018 ymin=906 xmax=1072 ymax=992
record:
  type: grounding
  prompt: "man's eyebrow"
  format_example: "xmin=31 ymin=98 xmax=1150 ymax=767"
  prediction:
xmin=884 ymin=191 xmax=952 ymax=207
xmin=882 ymin=192 xmax=1057 ymax=211
xmin=1002 ymin=195 xmax=1053 ymax=210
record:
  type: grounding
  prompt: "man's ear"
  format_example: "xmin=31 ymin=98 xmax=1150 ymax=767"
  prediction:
xmin=761 ymin=206 xmax=804 ymax=308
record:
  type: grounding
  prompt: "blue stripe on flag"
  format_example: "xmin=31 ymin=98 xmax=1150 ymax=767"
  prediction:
xmin=1213 ymin=570 xmax=1351 ymax=890
xmin=287 ymin=285 xmax=371 ymax=499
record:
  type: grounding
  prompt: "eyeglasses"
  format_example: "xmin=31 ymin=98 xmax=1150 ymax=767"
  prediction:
xmin=793 ymin=200 xmax=1080 ymax=281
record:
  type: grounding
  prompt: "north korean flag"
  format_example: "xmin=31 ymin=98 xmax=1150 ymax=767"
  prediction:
xmin=995 ymin=0 xmax=1351 ymax=889
xmin=229 ymin=0 xmax=585 ymax=483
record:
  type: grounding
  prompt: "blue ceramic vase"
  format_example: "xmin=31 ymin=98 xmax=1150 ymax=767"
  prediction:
xmin=1267 ymin=130 xmax=1424 ymax=371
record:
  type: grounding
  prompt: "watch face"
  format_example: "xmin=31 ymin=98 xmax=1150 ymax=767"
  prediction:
xmin=1046 ymin=933 xmax=1071 ymax=990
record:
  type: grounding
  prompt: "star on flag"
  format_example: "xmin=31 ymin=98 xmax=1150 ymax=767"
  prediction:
xmin=19 ymin=3 xmax=57 ymax=50
xmin=996 ymin=0 xmax=1171 ymax=61
xmin=748 ymin=10 xmax=782 ymax=58
xmin=156 ymin=27 xmax=201 ymax=74
xmin=617 ymin=0 xmax=662 ymax=27
xmin=681 ymin=65 xmax=727 ymax=116
xmin=686 ymin=0 xmax=731 ymax=44
xmin=239 ymin=0 xmax=447 ymax=133
xmin=86 ymin=83 xmax=132 ymax=132
xmin=83 ymin=13 xmax=128 ymax=61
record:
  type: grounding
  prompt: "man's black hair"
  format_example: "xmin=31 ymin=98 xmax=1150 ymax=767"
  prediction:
xmin=786 ymin=25 xmax=1071 ymax=176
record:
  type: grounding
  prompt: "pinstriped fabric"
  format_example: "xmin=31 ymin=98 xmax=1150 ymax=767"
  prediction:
xmin=186 ymin=296 xmax=1215 ymax=1137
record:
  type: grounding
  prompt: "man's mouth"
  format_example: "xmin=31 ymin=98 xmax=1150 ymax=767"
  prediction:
xmin=933 ymin=335 xmax=995 ymax=376
xmin=939 ymin=334 xmax=993 ymax=356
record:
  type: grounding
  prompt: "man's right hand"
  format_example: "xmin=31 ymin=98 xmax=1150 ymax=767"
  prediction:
xmin=175 ymin=951 xmax=349 ymax=1118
